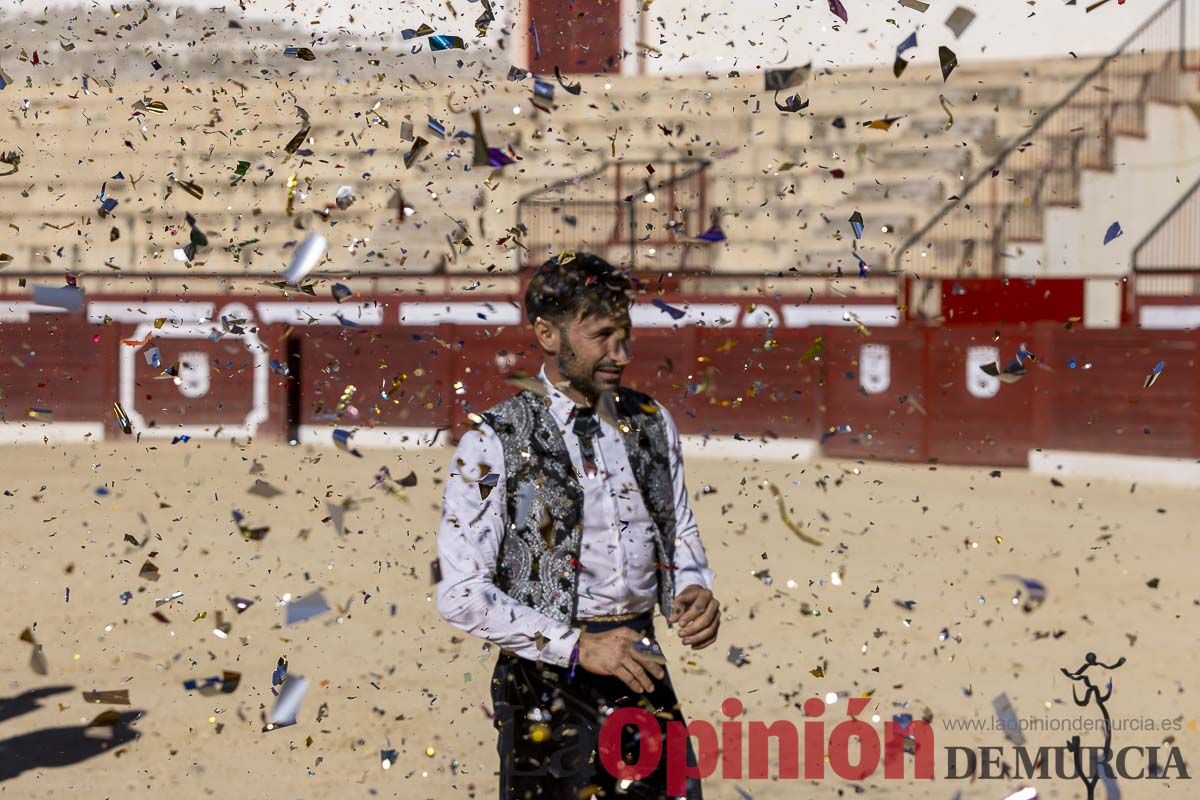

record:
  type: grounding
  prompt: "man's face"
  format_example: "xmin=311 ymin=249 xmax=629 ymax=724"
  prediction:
xmin=555 ymin=309 xmax=633 ymax=399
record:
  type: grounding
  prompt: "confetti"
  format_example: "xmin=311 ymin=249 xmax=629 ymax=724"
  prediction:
xmin=773 ymin=93 xmax=809 ymax=113
xmin=333 ymin=428 xmax=364 ymax=457
xmin=401 ymin=24 xmax=435 ymax=39
xmin=284 ymin=232 xmax=327 ymax=286
xmin=1145 ymin=360 xmax=1166 ymax=388
xmin=113 ymin=402 xmax=133 ymax=434
xmin=285 ymin=591 xmax=331 ymax=625
xmin=946 ymin=6 xmax=977 ymax=37
xmin=554 ymin=66 xmax=582 ymax=96
xmin=267 ymin=674 xmax=310 ymax=728
xmin=828 ymin=0 xmax=848 ymax=23
xmin=939 ymin=46 xmax=958 ymax=81
xmin=766 ymin=482 xmax=822 ymax=545
xmin=32 ymin=285 xmax=84 ymax=312
xmin=83 ymin=689 xmax=130 ymax=705
xmin=429 ymin=34 xmax=466 ymax=51
xmin=1000 ymin=575 xmax=1047 ymax=612
xmin=849 ymin=211 xmax=864 ymax=239
xmin=284 ymin=46 xmax=315 ymax=61
xmin=20 ymin=627 xmax=48 ymax=675
xmin=1104 ymin=221 xmax=1123 ymax=244
xmin=651 ymin=299 xmax=686 ymax=320
xmin=764 ymin=64 xmax=811 ymax=91
xmin=404 ymin=136 xmax=429 ymax=168
xmin=893 ymin=32 xmax=918 ymax=78
xmin=183 ymin=671 xmax=241 ymax=694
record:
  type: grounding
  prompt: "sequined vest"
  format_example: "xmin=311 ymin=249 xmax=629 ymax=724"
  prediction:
xmin=479 ymin=387 xmax=678 ymax=624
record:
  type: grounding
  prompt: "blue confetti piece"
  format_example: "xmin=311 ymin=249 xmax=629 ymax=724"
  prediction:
xmin=854 ymin=251 xmax=871 ymax=279
xmin=1103 ymin=221 xmax=1123 ymax=245
xmin=426 ymin=114 xmax=446 ymax=139
xmin=897 ymin=31 xmax=918 ymax=57
xmin=533 ymin=77 xmax=555 ymax=101
xmin=1068 ymin=358 xmax=1077 ymax=369
xmin=285 ymin=590 xmax=331 ymax=625
xmin=652 ymin=299 xmax=686 ymax=320
xmin=696 ymin=223 xmax=726 ymax=243
xmin=487 ymin=147 xmax=515 ymax=167
xmin=401 ymin=23 xmax=434 ymax=39
xmin=429 ymin=34 xmax=466 ymax=51
xmin=95 ymin=486 xmax=110 ymax=496
xmin=333 ymin=428 xmax=363 ymax=457
xmin=1145 ymin=360 xmax=1166 ymax=388
xmin=270 ymin=359 xmax=290 ymax=377
xmin=171 ymin=434 xmax=190 ymax=444
xmin=99 ymin=197 xmax=118 ymax=215
xmin=849 ymin=211 xmax=864 ymax=239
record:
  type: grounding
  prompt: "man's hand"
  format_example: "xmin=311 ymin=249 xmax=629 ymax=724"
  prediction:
xmin=668 ymin=585 xmax=720 ymax=650
xmin=577 ymin=627 xmax=666 ymax=694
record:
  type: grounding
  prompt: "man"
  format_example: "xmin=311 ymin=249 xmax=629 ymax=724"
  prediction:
xmin=436 ymin=252 xmax=720 ymax=798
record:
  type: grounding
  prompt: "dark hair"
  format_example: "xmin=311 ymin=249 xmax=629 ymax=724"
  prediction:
xmin=523 ymin=252 xmax=634 ymax=326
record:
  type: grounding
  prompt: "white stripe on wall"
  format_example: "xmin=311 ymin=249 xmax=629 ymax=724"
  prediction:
xmin=0 ymin=422 xmax=105 ymax=443
xmin=1029 ymin=449 xmax=1200 ymax=488
xmin=399 ymin=302 xmax=522 ymax=326
xmin=1138 ymin=305 xmax=1200 ymax=330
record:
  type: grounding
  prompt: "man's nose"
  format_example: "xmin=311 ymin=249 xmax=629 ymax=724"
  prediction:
xmin=610 ymin=337 xmax=632 ymax=365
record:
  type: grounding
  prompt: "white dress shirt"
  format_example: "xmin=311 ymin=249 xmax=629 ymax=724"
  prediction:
xmin=435 ymin=365 xmax=715 ymax=667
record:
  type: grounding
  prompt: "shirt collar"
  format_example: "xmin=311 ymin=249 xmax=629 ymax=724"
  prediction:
xmin=537 ymin=364 xmax=584 ymax=427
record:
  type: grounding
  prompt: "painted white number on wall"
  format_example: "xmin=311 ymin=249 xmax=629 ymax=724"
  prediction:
xmin=860 ymin=344 xmax=891 ymax=395
xmin=178 ymin=352 xmax=211 ymax=399
xmin=966 ymin=346 xmax=1001 ymax=399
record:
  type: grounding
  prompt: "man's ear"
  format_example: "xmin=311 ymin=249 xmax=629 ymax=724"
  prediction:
xmin=532 ymin=316 xmax=560 ymax=354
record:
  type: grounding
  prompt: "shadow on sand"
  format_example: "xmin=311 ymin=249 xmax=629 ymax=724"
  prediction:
xmin=0 ymin=686 xmax=142 ymax=782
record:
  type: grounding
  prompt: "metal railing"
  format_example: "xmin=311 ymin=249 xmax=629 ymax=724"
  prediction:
xmin=514 ymin=158 xmax=712 ymax=273
xmin=1132 ymin=174 xmax=1200 ymax=272
xmin=895 ymin=0 xmax=1194 ymax=278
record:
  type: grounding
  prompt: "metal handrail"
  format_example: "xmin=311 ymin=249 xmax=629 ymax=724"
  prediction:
xmin=894 ymin=0 xmax=1186 ymax=271
xmin=1132 ymin=173 xmax=1200 ymax=271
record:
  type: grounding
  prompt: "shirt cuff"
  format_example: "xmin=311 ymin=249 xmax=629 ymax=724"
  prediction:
xmin=538 ymin=626 xmax=581 ymax=668
xmin=673 ymin=566 xmax=715 ymax=598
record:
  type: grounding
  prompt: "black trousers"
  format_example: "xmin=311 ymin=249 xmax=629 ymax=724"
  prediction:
xmin=491 ymin=614 xmax=704 ymax=799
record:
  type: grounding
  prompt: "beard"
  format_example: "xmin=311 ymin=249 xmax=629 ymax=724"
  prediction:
xmin=557 ymin=334 xmax=621 ymax=402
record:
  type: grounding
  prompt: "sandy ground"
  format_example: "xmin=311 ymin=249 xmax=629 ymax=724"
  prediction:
xmin=0 ymin=440 xmax=1196 ymax=799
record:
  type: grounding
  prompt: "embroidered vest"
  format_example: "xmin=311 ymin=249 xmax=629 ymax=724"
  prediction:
xmin=479 ymin=386 xmax=678 ymax=624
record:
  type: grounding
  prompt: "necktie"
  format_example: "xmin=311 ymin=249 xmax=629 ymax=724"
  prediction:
xmin=572 ymin=406 xmax=602 ymax=478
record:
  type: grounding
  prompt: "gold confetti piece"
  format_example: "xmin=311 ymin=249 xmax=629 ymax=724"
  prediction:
xmin=767 ymin=482 xmax=822 ymax=545
xmin=810 ymin=667 xmax=825 ymax=678
xmin=939 ymin=94 xmax=955 ymax=130
xmin=114 ymin=401 xmax=132 ymax=434
xmin=285 ymin=172 xmax=299 ymax=215
xmin=173 ymin=177 xmax=204 ymax=199
xmin=83 ymin=689 xmax=130 ymax=705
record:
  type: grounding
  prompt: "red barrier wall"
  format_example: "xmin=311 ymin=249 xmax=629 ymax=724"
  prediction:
xmin=1 ymin=296 xmax=1196 ymax=466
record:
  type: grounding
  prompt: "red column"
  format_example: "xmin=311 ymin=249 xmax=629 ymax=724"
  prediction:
xmin=528 ymin=0 xmax=623 ymax=74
